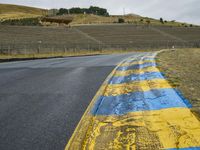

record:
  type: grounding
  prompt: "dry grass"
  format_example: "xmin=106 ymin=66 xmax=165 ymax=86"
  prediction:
xmin=0 ymin=12 xmax=41 ymax=20
xmin=0 ymin=49 xmax=147 ymax=60
xmin=0 ymin=52 xmax=101 ymax=60
xmin=71 ymin=14 xmax=141 ymax=25
xmin=0 ymin=4 xmax=46 ymax=20
xmin=156 ymin=48 xmax=200 ymax=118
xmin=70 ymin=14 xmax=189 ymax=27
xmin=0 ymin=3 xmax=194 ymax=27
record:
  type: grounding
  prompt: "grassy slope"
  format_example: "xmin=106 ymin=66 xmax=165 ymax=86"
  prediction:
xmin=156 ymin=49 xmax=200 ymax=118
xmin=70 ymin=14 xmax=189 ymax=27
xmin=0 ymin=4 xmax=47 ymax=20
xmin=71 ymin=14 xmax=141 ymax=25
xmin=0 ymin=4 xmax=193 ymax=27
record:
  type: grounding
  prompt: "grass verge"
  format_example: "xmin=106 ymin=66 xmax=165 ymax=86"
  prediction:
xmin=156 ymin=48 xmax=200 ymax=118
xmin=0 ymin=49 xmax=151 ymax=61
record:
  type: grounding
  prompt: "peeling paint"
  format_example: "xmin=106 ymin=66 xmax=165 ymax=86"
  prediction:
xmin=66 ymin=52 xmax=200 ymax=150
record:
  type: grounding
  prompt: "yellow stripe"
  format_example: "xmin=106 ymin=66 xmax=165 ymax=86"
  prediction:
xmin=144 ymin=55 xmax=155 ymax=58
xmin=66 ymin=107 xmax=200 ymax=150
xmin=104 ymin=79 xmax=172 ymax=96
xmin=114 ymin=66 xmax=159 ymax=77
xmin=121 ymin=59 xmax=155 ymax=67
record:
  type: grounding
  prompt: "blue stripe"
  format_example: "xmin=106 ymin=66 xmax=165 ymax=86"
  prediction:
xmin=91 ymin=88 xmax=191 ymax=115
xmin=174 ymin=88 xmax=192 ymax=108
xmin=109 ymin=72 xmax=163 ymax=84
xmin=167 ymin=147 xmax=200 ymax=150
xmin=117 ymin=62 xmax=156 ymax=71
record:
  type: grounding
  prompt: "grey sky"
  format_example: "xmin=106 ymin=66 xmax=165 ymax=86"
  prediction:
xmin=1 ymin=0 xmax=200 ymax=24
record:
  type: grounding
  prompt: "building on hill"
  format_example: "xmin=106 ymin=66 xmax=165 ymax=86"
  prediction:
xmin=48 ymin=9 xmax=59 ymax=16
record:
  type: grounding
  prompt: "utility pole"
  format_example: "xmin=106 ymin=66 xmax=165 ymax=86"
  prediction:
xmin=123 ymin=8 xmax=125 ymax=16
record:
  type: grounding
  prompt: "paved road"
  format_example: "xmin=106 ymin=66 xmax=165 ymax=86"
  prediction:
xmin=0 ymin=53 xmax=137 ymax=150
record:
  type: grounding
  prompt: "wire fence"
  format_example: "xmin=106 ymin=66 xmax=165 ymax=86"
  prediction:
xmin=0 ymin=41 xmax=200 ymax=55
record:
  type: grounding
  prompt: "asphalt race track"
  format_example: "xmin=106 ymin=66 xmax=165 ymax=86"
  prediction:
xmin=0 ymin=53 xmax=135 ymax=150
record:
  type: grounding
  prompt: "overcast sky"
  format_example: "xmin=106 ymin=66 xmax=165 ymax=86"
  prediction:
xmin=1 ymin=0 xmax=200 ymax=25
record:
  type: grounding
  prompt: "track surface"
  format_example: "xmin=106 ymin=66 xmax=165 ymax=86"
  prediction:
xmin=0 ymin=53 xmax=135 ymax=150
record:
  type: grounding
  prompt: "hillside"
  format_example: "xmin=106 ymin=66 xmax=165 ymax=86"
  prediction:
xmin=0 ymin=4 xmax=47 ymax=20
xmin=69 ymin=14 xmax=193 ymax=27
xmin=70 ymin=14 xmax=140 ymax=25
xmin=0 ymin=3 xmax=196 ymax=27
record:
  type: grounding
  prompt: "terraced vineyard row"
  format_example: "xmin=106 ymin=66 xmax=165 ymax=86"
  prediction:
xmin=76 ymin=25 xmax=200 ymax=49
xmin=0 ymin=24 xmax=200 ymax=55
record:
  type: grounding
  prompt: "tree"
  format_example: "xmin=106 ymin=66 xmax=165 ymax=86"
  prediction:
xmin=89 ymin=6 xmax=109 ymax=16
xmin=160 ymin=18 xmax=164 ymax=24
xmin=57 ymin=8 xmax=69 ymax=15
xmin=56 ymin=6 xmax=109 ymax=16
xmin=70 ymin=7 xmax=84 ymax=14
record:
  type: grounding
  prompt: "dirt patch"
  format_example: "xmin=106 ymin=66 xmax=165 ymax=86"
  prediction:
xmin=156 ymin=49 xmax=200 ymax=118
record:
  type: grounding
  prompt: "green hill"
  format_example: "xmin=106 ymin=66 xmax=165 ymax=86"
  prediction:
xmin=0 ymin=3 xmax=47 ymax=20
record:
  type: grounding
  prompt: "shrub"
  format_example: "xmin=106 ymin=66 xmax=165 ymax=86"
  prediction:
xmin=160 ymin=18 xmax=164 ymax=24
xmin=0 ymin=18 xmax=41 ymax=26
xmin=146 ymin=20 xmax=151 ymax=24
xmin=118 ymin=18 xmax=125 ymax=23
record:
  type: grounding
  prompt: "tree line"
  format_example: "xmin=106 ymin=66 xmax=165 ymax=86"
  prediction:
xmin=56 ymin=6 xmax=109 ymax=16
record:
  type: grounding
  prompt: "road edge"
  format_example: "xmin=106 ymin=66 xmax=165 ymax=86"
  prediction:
xmin=65 ymin=53 xmax=133 ymax=149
